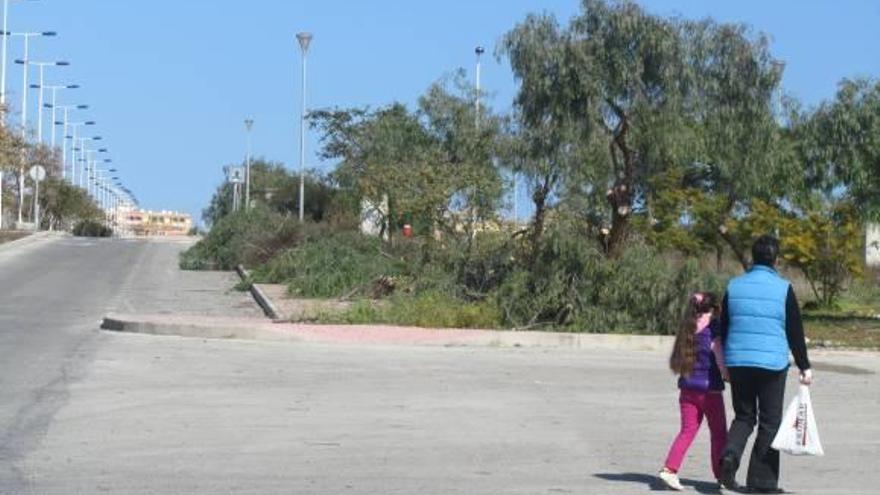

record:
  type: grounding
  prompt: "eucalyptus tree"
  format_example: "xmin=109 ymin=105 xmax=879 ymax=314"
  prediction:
xmin=418 ymin=71 xmax=504 ymax=240
xmin=798 ymin=78 xmax=880 ymax=220
xmin=311 ymin=77 xmax=502 ymax=244
xmin=503 ymin=0 xmax=695 ymax=258
xmin=658 ymin=19 xmax=789 ymax=268
xmin=312 ymin=103 xmax=441 ymax=243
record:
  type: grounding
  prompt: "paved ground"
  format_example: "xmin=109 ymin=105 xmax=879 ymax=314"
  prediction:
xmin=1 ymin=235 xmax=879 ymax=494
xmin=0 ymin=234 xmax=260 ymax=494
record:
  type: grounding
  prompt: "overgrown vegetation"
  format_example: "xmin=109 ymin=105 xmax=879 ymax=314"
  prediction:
xmin=181 ymin=0 xmax=879 ymax=335
xmin=72 ymin=219 xmax=112 ymax=237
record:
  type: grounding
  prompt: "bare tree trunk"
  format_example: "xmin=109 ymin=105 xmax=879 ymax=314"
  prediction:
xmin=528 ymin=175 xmax=552 ymax=268
xmin=719 ymin=230 xmax=750 ymax=271
xmin=605 ymin=114 xmax=633 ymax=259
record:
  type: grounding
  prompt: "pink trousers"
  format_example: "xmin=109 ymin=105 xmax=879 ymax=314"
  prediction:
xmin=664 ymin=389 xmax=728 ymax=480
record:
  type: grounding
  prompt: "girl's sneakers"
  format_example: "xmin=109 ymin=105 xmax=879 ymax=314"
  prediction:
xmin=658 ymin=467 xmax=684 ymax=491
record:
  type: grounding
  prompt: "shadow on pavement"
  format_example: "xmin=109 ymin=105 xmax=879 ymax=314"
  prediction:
xmin=594 ymin=472 xmax=721 ymax=493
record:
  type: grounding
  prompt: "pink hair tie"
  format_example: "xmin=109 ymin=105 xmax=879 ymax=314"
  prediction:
xmin=692 ymin=293 xmax=704 ymax=304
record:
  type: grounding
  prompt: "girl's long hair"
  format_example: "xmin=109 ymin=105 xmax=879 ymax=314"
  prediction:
xmin=670 ymin=292 xmax=719 ymax=377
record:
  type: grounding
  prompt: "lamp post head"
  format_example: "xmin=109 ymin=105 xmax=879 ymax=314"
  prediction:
xmin=244 ymin=118 xmax=254 ymax=131
xmin=55 ymin=61 xmax=70 ymax=66
xmin=296 ymin=32 xmax=313 ymax=53
xmin=41 ymin=31 xmax=57 ymax=37
xmin=475 ymin=46 xmax=485 ymax=57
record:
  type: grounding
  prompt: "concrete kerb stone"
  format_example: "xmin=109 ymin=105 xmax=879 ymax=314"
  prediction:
xmin=101 ymin=314 xmax=303 ymax=343
xmin=236 ymin=264 xmax=282 ymax=320
xmin=100 ymin=313 xmax=675 ymax=351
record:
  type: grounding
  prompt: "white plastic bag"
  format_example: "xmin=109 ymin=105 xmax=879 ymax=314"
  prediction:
xmin=772 ymin=384 xmax=824 ymax=456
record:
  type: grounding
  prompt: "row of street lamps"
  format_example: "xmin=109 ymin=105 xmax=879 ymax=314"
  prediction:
xmin=0 ymin=0 xmax=135 ymax=231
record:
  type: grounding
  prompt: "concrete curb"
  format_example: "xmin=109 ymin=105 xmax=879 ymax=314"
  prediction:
xmin=101 ymin=315 xmax=303 ymax=343
xmin=100 ymin=313 xmax=675 ymax=351
xmin=235 ymin=264 xmax=282 ymax=321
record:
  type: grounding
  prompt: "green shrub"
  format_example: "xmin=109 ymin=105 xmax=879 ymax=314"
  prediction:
xmin=72 ymin=220 xmax=112 ymax=237
xmin=253 ymin=231 xmax=409 ymax=298
xmin=324 ymin=291 xmax=503 ymax=329
xmin=495 ymin=227 xmax=608 ymax=329
xmin=437 ymin=231 xmax=517 ymax=299
xmin=587 ymin=244 xmax=727 ymax=334
xmin=179 ymin=208 xmax=315 ymax=270
xmin=494 ymin=228 xmax=728 ymax=333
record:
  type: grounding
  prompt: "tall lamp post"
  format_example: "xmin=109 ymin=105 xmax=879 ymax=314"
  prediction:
xmin=244 ymin=118 xmax=253 ymax=209
xmin=1 ymin=0 xmax=42 ymax=119
xmin=74 ymin=135 xmax=101 ymax=192
xmin=10 ymin=30 xmax=55 ymax=224
xmin=0 ymin=0 xmax=38 ymax=226
xmin=296 ymin=31 xmax=312 ymax=223
xmin=50 ymin=103 xmax=88 ymax=179
xmin=19 ymin=59 xmax=70 ymax=142
xmin=67 ymin=121 xmax=95 ymax=185
xmin=36 ymin=83 xmax=78 ymax=147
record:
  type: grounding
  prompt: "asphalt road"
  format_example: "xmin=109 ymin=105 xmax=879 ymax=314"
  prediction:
xmin=1 ymin=234 xmax=878 ymax=494
xmin=0 ymin=234 xmax=259 ymax=493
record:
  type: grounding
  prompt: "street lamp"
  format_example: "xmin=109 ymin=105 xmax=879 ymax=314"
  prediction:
xmin=64 ymin=119 xmax=94 ymax=184
xmin=96 ymin=164 xmax=115 ymax=214
xmin=9 ymin=30 xmax=55 ymax=224
xmin=50 ymin=103 xmax=87 ymax=179
xmin=296 ymin=31 xmax=312 ymax=223
xmin=0 ymin=0 xmax=39 ymax=227
xmin=9 ymin=31 xmax=55 ymax=135
xmin=244 ymin=118 xmax=253 ymax=209
xmin=36 ymin=83 xmax=78 ymax=147
xmin=0 ymin=0 xmax=41 ymax=117
xmin=73 ymin=135 xmax=101 ymax=192
xmin=18 ymin=59 xmax=70 ymax=142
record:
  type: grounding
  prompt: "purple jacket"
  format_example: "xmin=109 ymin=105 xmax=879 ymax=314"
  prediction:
xmin=678 ymin=319 xmax=725 ymax=392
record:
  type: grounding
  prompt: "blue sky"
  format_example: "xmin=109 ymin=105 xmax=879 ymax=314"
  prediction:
xmin=7 ymin=0 xmax=880 ymax=225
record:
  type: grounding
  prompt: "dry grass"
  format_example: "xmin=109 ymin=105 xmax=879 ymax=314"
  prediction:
xmin=805 ymin=316 xmax=880 ymax=349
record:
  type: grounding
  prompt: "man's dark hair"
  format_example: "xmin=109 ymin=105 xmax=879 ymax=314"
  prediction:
xmin=752 ymin=235 xmax=780 ymax=267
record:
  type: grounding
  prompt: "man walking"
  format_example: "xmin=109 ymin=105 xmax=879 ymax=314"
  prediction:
xmin=719 ymin=235 xmax=812 ymax=493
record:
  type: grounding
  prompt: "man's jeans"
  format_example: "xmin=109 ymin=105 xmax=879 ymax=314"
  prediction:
xmin=724 ymin=367 xmax=787 ymax=490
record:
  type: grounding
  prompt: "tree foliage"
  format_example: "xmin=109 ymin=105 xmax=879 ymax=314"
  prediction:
xmin=202 ymin=159 xmax=338 ymax=227
xmin=186 ymin=0 xmax=880 ymax=322
xmin=310 ymin=72 xmax=503 ymax=243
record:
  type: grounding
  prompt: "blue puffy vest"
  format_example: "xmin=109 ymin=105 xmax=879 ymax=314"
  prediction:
xmin=724 ymin=265 xmax=790 ymax=370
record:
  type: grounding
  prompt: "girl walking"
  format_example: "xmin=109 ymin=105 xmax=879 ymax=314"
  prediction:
xmin=659 ymin=292 xmax=729 ymax=491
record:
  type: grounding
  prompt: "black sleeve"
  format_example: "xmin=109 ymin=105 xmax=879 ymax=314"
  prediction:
xmin=719 ymin=293 xmax=729 ymax=344
xmin=785 ymin=286 xmax=811 ymax=370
